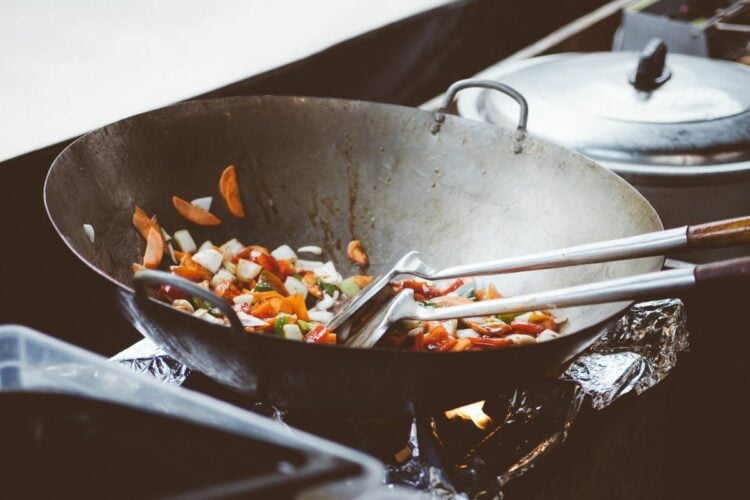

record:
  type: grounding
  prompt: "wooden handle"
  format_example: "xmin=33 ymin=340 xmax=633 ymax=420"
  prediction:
xmin=695 ymin=256 xmax=750 ymax=286
xmin=687 ymin=216 xmax=750 ymax=248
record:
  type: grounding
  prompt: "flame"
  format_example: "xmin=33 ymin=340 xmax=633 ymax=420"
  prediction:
xmin=444 ymin=400 xmax=492 ymax=430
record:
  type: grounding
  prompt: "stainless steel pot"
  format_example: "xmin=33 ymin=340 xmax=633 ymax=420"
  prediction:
xmin=457 ymin=41 xmax=750 ymax=262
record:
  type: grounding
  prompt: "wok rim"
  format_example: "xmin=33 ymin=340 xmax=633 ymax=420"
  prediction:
xmin=43 ymin=93 xmax=664 ymax=357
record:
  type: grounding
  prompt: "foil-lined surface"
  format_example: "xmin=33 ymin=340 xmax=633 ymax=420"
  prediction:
xmin=110 ymin=338 xmax=191 ymax=386
xmin=109 ymin=298 xmax=688 ymax=498
xmin=561 ymin=299 xmax=689 ymax=409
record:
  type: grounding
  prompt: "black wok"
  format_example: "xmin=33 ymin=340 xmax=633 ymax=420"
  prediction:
xmin=44 ymin=81 xmax=663 ymax=415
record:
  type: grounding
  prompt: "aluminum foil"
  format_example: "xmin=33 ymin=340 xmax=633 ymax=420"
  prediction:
xmin=109 ymin=298 xmax=688 ymax=498
xmin=110 ymin=338 xmax=191 ymax=386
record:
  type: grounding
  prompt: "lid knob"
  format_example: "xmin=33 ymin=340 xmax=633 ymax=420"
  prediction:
xmin=629 ymin=38 xmax=672 ymax=92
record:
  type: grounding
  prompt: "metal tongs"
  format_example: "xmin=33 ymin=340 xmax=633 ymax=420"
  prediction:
xmin=334 ymin=216 xmax=750 ymax=348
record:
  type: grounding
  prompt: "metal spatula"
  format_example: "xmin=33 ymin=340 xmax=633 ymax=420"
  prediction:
xmin=345 ymin=255 xmax=750 ymax=348
xmin=330 ymin=216 xmax=750 ymax=340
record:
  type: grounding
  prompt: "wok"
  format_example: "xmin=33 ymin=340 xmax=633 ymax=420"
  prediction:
xmin=44 ymin=80 xmax=664 ymax=415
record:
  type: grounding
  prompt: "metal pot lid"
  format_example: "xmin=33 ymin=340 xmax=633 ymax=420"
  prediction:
xmin=459 ymin=41 xmax=750 ymax=168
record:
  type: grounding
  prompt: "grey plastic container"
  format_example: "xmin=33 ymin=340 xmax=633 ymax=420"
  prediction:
xmin=0 ymin=324 xmax=385 ymax=499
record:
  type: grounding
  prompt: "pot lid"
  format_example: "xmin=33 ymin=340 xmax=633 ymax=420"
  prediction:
xmin=459 ymin=40 xmax=750 ymax=168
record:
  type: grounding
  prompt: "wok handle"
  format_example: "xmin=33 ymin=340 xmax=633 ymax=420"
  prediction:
xmin=695 ymin=256 xmax=750 ymax=286
xmin=687 ymin=215 xmax=750 ymax=249
xmin=432 ymin=79 xmax=528 ymax=153
xmin=133 ymin=270 xmax=246 ymax=335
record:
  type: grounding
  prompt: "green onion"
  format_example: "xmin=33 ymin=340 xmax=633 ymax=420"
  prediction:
xmin=297 ymin=320 xmax=313 ymax=334
xmin=420 ymin=300 xmax=439 ymax=308
xmin=496 ymin=312 xmax=520 ymax=323
xmin=337 ymin=277 xmax=361 ymax=298
xmin=317 ymin=278 xmax=337 ymax=296
xmin=274 ymin=315 xmax=290 ymax=335
xmin=254 ymin=282 xmax=274 ymax=292
xmin=191 ymin=296 xmax=212 ymax=310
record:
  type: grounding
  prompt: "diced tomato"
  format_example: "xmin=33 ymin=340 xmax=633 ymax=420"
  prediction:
xmin=304 ymin=324 xmax=334 ymax=343
xmin=214 ymin=281 xmax=241 ymax=302
xmin=250 ymin=300 xmax=277 ymax=318
xmin=277 ymin=259 xmax=297 ymax=280
xmin=395 ymin=279 xmax=461 ymax=300
xmin=469 ymin=337 xmax=514 ymax=349
xmin=232 ymin=245 xmax=270 ymax=263
xmin=256 ymin=253 xmax=281 ymax=276
xmin=158 ymin=284 xmax=189 ymax=301
xmin=509 ymin=322 xmax=545 ymax=336
xmin=440 ymin=279 xmax=464 ymax=295
xmin=528 ymin=313 xmax=556 ymax=331
xmin=414 ymin=332 xmax=425 ymax=351
xmin=257 ymin=270 xmax=289 ymax=296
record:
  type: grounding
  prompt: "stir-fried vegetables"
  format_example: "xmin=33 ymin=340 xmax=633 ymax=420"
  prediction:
xmin=381 ymin=277 xmax=565 ymax=351
xmin=130 ymin=164 xmax=565 ymax=351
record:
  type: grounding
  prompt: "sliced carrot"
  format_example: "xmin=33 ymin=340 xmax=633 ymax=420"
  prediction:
xmin=288 ymin=294 xmax=310 ymax=321
xmin=451 ymin=338 xmax=472 ymax=351
xmin=219 ymin=165 xmax=245 ymax=218
xmin=171 ymin=254 xmax=212 ymax=281
xmin=252 ymin=291 xmax=285 ymax=304
xmin=270 ymin=297 xmax=294 ymax=315
xmin=143 ymin=227 xmax=164 ymax=269
xmin=320 ymin=333 xmax=337 ymax=344
xmin=132 ymin=206 xmax=156 ymax=240
xmin=172 ymin=196 xmax=221 ymax=226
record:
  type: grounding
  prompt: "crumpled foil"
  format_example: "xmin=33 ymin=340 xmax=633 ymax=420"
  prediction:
xmin=110 ymin=338 xmax=191 ymax=386
xmin=109 ymin=298 xmax=688 ymax=498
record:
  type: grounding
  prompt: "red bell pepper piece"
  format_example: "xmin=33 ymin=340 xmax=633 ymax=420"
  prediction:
xmin=509 ymin=322 xmax=545 ymax=336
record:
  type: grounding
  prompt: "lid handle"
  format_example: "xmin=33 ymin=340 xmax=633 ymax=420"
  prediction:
xmin=629 ymin=38 xmax=672 ymax=91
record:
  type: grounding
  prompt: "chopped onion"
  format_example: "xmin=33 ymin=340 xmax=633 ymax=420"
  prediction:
xmin=219 ymin=238 xmax=245 ymax=261
xmin=223 ymin=261 xmax=237 ymax=275
xmin=191 ymin=196 xmax=213 ymax=212
xmin=193 ymin=309 xmax=224 ymax=325
xmin=308 ymin=310 xmax=334 ymax=324
xmin=168 ymin=242 xmax=177 ymax=264
xmin=210 ymin=268 xmax=235 ymax=288
xmin=506 ymin=334 xmax=536 ymax=346
xmin=513 ymin=312 xmax=534 ymax=323
xmin=236 ymin=310 xmax=268 ymax=327
xmin=192 ymin=248 xmax=223 ymax=273
xmin=83 ymin=224 xmax=95 ymax=243
xmin=233 ymin=293 xmax=254 ymax=305
xmin=171 ymin=299 xmax=194 ymax=313
xmin=407 ymin=327 xmax=424 ymax=337
xmin=160 ymin=228 xmax=172 ymax=241
xmin=296 ymin=259 xmax=323 ymax=271
xmin=441 ymin=319 xmax=458 ymax=337
xmin=173 ymin=229 xmax=197 ymax=253
xmin=198 ymin=240 xmax=214 ymax=252
xmin=537 ymin=330 xmax=561 ymax=343
xmin=456 ymin=328 xmax=480 ymax=339
xmin=282 ymin=324 xmax=303 ymax=341
xmin=271 ymin=244 xmax=297 ymax=262
xmin=313 ymin=261 xmax=342 ymax=284
xmin=297 ymin=245 xmax=323 ymax=255
xmin=237 ymin=258 xmax=262 ymax=282
xmin=284 ymin=276 xmax=308 ymax=298
xmin=315 ymin=293 xmax=335 ymax=311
